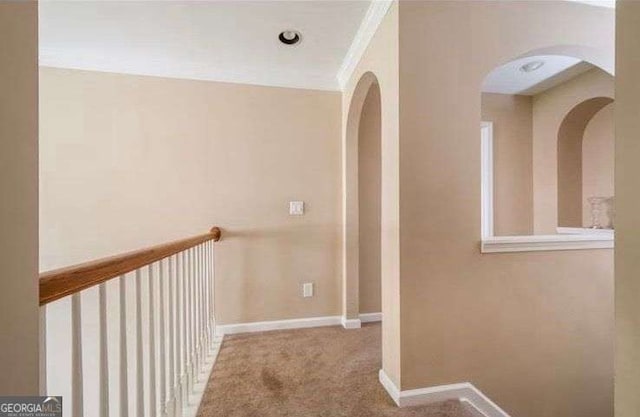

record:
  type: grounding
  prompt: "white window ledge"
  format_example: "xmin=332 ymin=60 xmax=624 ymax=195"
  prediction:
xmin=481 ymin=233 xmax=614 ymax=253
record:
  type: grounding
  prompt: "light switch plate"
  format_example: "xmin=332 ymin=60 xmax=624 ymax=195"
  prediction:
xmin=303 ymin=282 xmax=314 ymax=298
xmin=289 ymin=201 xmax=304 ymax=215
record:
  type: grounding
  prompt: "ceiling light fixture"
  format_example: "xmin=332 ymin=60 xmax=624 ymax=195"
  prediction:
xmin=520 ymin=60 xmax=545 ymax=73
xmin=279 ymin=30 xmax=301 ymax=46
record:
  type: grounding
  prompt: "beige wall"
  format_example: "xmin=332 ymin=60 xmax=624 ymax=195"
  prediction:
xmin=533 ymin=68 xmax=614 ymax=233
xmin=39 ymin=67 xmax=342 ymax=325
xmin=481 ymin=93 xmax=533 ymax=235
xmin=0 ymin=2 xmax=39 ymax=395
xmin=582 ymin=103 xmax=614 ymax=227
xmin=398 ymin=2 xmax=613 ymax=416
xmin=615 ymin=1 xmax=640 ymax=415
xmin=359 ymin=84 xmax=382 ymax=314
xmin=342 ymin=2 xmax=400 ymax=385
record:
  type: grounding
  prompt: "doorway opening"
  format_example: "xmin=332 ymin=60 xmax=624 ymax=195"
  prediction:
xmin=343 ymin=71 xmax=382 ymax=327
xmin=358 ymin=81 xmax=382 ymax=320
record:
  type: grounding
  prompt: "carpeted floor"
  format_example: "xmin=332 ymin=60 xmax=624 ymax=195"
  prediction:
xmin=197 ymin=323 xmax=483 ymax=417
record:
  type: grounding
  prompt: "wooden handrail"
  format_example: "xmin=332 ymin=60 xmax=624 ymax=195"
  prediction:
xmin=39 ymin=226 xmax=221 ymax=306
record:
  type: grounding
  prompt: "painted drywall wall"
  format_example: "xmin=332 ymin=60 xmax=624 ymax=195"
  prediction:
xmin=398 ymin=2 xmax=613 ymax=416
xmin=39 ymin=67 xmax=342 ymax=325
xmin=582 ymin=103 xmax=614 ymax=227
xmin=0 ymin=2 xmax=39 ymax=395
xmin=342 ymin=2 xmax=400 ymax=386
xmin=615 ymin=1 xmax=640 ymax=415
xmin=481 ymin=93 xmax=533 ymax=235
xmin=533 ymin=68 xmax=614 ymax=233
xmin=359 ymin=83 xmax=382 ymax=314
xmin=40 ymin=68 xmax=343 ymax=409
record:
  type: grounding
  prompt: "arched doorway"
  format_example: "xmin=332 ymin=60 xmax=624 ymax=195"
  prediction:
xmin=358 ymin=82 xmax=382 ymax=318
xmin=343 ymin=71 xmax=381 ymax=327
xmin=557 ymin=97 xmax=614 ymax=228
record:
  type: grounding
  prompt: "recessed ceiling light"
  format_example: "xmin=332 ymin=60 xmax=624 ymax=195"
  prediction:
xmin=520 ymin=60 xmax=545 ymax=73
xmin=279 ymin=30 xmax=301 ymax=46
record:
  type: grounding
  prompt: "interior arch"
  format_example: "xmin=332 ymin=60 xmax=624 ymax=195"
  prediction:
xmin=343 ymin=71 xmax=381 ymax=325
xmin=480 ymin=43 xmax=615 ymax=237
xmin=490 ymin=44 xmax=614 ymax=78
xmin=557 ymin=96 xmax=614 ymax=227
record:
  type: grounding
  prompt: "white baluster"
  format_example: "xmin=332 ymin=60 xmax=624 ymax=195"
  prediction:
xmin=149 ymin=265 xmax=157 ymax=417
xmin=196 ymin=245 xmax=202 ymax=374
xmin=135 ymin=270 xmax=144 ymax=417
xmin=193 ymin=246 xmax=201 ymax=381
xmin=189 ymin=248 xmax=196 ymax=390
xmin=159 ymin=260 xmax=167 ymax=417
xmin=183 ymin=249 xmax=190 ymax=395
xmin=72 ymin=293 xmax=83 ymax=417
xmin=183 ymin=249 xmax=192 ymax=399
xmin=192 ymin=247 xmax=198 ymax=384
xmin=202 ymin=242 xmax=206 ymax=352
xmin=209 ymin=241 xmax=215 ymax=345
xmin=193 ymin=246 xmax=199 ymax=375
xmin=196 ymin=245 xmax=204 ymax=375
xmin=204 ymin=241 xmax=213 ymax=346
xmin=200 ymin=244 xmax=206 ymax=359
xmin=177 ymin=252 xmax=186 ymax=414
xmin=99 ymin=283 xmax=110 ymax=417
xmin=202 ymin=244 xmax=209 ymax=354
xmin=119 ymin=275 xmax=129 ymax=417
xmin=168 ymin=256 xmax=176 ymax=417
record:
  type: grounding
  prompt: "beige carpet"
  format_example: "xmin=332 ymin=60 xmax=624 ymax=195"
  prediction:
xmin=197 ymin=323 xmax=483 ymax=417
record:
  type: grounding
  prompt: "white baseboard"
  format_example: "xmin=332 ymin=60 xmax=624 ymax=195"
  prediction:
xmin=378 ymin=369 xmax=510 ymax=417
xmin=341 ymin=316 xmax=362 ymax=329
xmin=360 ymin=312 xmax=382 ymax=323
xmin=378 ymin=368 xmax=401 ymax=403
xmin=215 ymin=315 xmax=342 ymax=336
xmin=215 ymin=313 xmax=383 ymax=336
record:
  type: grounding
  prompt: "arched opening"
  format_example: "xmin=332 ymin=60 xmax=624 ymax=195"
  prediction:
xmin=557 ymin=97 xmax=614 ymax=228
xmin=358 ymin=82 xmax=381 ymax=317
xmin=343 ymin=71 xmax=381 ymax=327
xmin=480 ymin=51 xmax=614 ymax=237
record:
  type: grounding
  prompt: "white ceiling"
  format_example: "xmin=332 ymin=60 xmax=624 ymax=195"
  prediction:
xmin=39 ymin=0 xmax=610 ymax=92
xmin=482 ymin=55 xmax=595 ymax=96
xmin=39 ymin=0 xmax=372 ymax=91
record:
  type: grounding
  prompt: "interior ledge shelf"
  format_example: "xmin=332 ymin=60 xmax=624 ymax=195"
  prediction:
xmin=481 ymin=232 xmax=614 ymax=253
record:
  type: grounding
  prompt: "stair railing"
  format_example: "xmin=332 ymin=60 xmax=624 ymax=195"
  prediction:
xmin=39 ymin=226 xmax=222 ymax=417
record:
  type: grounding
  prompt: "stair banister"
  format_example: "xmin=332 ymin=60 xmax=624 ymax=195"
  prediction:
xmin=39 ymin=226 xmax=222 ymax=417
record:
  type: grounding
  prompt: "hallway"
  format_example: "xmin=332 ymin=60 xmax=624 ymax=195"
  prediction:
xmin=13 ymin=1 xmax=631 ymax=416
xmin=197 ymin=324 xmax=482 ymax=417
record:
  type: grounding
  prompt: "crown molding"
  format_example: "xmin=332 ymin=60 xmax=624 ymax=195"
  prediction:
xmin=336 ymin=0 xmax=393 ymax=90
